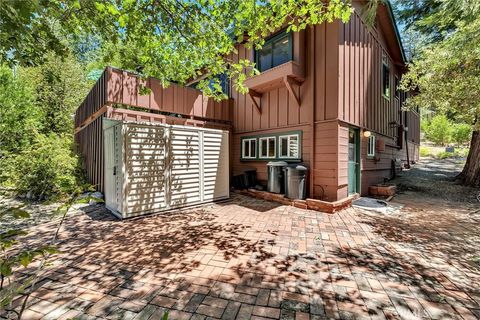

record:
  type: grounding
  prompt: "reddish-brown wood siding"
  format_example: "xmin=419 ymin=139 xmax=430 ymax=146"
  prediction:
xmin=230 ymin=29 xmax=315 ymax=190
xmin=107 ymin=68 xmax=233 ymax=123
xmin=338 ymin=11 xmax=402 ymax=139
xmin=75 ymin=70 xmax=108 ymax=127
xmin=74 ymin=67 xmax=234 ymax=193
xmin=75 ymin=116 xmax=105 ymax=192
xmin=75 ymin=1 xmax=421 ymax=202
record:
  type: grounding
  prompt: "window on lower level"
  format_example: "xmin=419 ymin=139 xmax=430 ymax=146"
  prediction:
xmin=279 ymin=134 xmax=300 ymax=159
xmin=367 ymin=135 xmax=376 ymax=157
xmin=259 ymin=137 xmax=276 ymax=159
xmin=242 ymin=138 xmax=257 ymax=159
xmin=241 ymin=131 xmax=302 ymax=161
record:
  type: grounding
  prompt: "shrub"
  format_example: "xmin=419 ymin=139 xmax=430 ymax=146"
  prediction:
xmin=0 ymin=65 xmax=42 ymax=153
xmin=452 ymin=123 xmax=472 ymax=146
xmin=1 ymin=134 xmax=85 ymax=200
xmin=436 ymin=148 xmax=469 ymax=159
xmin=424 ymin=114 xmax=452 ymax=146
xmin=419 ymin=146 xmax=432 ymax=157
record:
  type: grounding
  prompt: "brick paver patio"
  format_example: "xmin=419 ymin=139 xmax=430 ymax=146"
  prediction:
xmin=3 ymin=193 xmax=479 ymax=320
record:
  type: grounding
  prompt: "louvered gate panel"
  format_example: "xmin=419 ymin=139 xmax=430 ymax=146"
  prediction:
xmin=124 ymin=124 xmax=167 ymax=217
xmin=202 ymin=131 xmax=229 ymax=201
xmin=169 ymin=127 xmax=202 ymax=208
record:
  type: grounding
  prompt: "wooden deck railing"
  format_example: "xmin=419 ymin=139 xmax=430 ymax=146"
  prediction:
xmin=74 ymin=67 xmax=234 ymax=130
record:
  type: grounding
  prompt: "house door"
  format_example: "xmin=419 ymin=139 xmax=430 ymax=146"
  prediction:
xmin=348 ymin=129 xmax=360 ymax=195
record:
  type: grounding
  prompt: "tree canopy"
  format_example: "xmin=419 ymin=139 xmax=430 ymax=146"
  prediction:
xmin=397 ymin=0 xmax=480 ymax=186
xmin=0 ymin=0 xmax=353 ymax=97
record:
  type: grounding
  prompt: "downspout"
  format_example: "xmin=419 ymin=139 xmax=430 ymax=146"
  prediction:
xmin=404 ymin=125 xmax=410 ymax=169
xmin=310 ymin=25 xmax=316 ymax=198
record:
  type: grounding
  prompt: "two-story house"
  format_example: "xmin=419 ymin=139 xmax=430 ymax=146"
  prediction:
xmin=74 ymin=0 xmax=420 ymax=218
xmin=227 ymin=0 xmax=420 ymax=201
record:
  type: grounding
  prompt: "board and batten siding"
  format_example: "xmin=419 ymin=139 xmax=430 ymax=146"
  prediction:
xmin=230 ymin=3 xmax=420 ymax=201
xmin=230 ymin=24 xmax=341 ymax=198
xmin=335 ymin=7 xmax=420 ymax=197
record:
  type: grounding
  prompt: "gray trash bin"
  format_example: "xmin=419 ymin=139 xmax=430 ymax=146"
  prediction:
xmin=267 ymin=161 xmax=288 ymax=193
xmin=284 ymin=164 xmax=308 ymax=200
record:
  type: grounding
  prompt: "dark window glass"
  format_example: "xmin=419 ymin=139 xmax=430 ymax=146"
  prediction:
xmin=256 ymin=31 xmax=292 ymax=72
xmin=382 ymin=63 xmax=390 ymax=98
xmin=280 ymin=137 xmax=288 ymax=157
xmin=258 ymin=42 xmax=273 ymax=72
xmin=394 ymin=76 xmax=400 ymax=98
xmin=272 ymin=34 xmax=290 ymax=67
xmin=261 ymin=139 xmax=267 ymax=157
xmin=250 ymin=140 xmax=256 ymax=157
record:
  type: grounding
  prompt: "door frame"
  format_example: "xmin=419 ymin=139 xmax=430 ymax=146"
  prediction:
xmin=348 ymin=128 xmax=361 ymax=195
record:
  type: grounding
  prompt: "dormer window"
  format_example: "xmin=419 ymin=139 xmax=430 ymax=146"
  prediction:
xmin=255 ymin=31 xmax=293 ymax=72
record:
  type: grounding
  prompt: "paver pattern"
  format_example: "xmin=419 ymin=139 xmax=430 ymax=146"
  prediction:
xmin=2 ymin=193 xmax=479 ymax=320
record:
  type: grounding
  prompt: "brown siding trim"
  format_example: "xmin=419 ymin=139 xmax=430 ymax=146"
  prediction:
xmin=74 ymin=105 xmax=109 ymax=134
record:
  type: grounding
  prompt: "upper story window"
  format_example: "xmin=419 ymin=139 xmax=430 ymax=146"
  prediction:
xmin=382 ymin=62 xmax=390 ymax=99
xmin=382 ymin=53 xmax=390 ymax=99
xmin=255 ymin=31 xmax=293 ymax=72
xmin=188 ymin=73 xmax=230 ymax=97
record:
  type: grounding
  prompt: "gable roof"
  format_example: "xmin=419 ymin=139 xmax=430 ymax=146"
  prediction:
xmin=377 ymin=0 xmax=407 ymax=65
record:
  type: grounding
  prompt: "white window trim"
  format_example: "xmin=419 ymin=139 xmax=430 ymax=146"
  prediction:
xmin=259 ymin=137 xmax=276 ymax=159
xmin=367 ymin=135 xmax=376 ymax=157
xmin=242 ymin=138 xmax=257 ymax=159
xmin=279 ymin=134 xmax=300 ymax=159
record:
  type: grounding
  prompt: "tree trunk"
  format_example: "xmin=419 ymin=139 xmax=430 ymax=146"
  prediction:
xmin=457 ymin=130 xmax=480 ymax=187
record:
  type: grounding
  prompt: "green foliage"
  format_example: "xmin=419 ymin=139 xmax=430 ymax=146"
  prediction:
xmin=419 ymin=146 xmax=469 ymax=159
xmin=419 ymin=146 xmax=431 ymax=157
xmin=0 ymin=66 xmax=42 ymax=153
xmin=423 ymin=115 xmax=452 ymax=146
xmin=400 ymin=18 xmax=480 ymax=131
xmin=420 ymin=118 xmax=430 ymax=133
xmin=452 ymin=123 xmax=472 ymax=146
xmin=2 ymin=134 xmax=85 ymax=200
xmin=0 ymin=0 xmax=354 ymax=99
xmin=22 ymin=52 xmax=92 ymax=134
xmin=436 ymin=149 xmax=469 ymax=160
xmin=393 ymin=0 xmax=480 ymax=42
xmin=0 ymin=53 xmax=89 ymax=200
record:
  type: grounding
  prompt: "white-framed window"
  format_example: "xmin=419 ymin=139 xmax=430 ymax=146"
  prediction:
xmin=259 ymin=137 xmax=276 ymax=159
xmin=367 ymin=135 xmax=376 ymax=157
xmin=279 ymin=134 xmax=300 ymax=159
xmin=242 ymin=138 xmax=257 ymax=159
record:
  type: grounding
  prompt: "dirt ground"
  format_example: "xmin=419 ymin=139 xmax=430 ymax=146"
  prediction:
xmin=357 ymin=157 xmax=480 ymax=271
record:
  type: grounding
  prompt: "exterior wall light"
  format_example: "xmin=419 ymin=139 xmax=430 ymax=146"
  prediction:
xmin=363 ymin=130 xmax=372 ymax=138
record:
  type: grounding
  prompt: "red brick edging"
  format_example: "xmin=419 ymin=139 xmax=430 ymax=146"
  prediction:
xmin=234 ymin=189 xmax=359 ymax=214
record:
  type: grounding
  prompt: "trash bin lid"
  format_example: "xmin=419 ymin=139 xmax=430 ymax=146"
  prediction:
xmin=267 ymin=161 xmax=288 ymax=167
xmin=286 ymin=164 xmax=308 ymax=171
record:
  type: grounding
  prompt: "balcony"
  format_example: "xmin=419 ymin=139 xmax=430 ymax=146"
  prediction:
xmin=244 ymin=61 xmax=305 ymax=113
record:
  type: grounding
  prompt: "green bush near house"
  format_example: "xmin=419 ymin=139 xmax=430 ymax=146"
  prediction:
xmin=436 ymin=149 xmax=469 ymax=160
xmin=1 ymin=134 xmax=85 ymax=200
xmin=0 ymin=55 xmax=90 ymax=201
xmin=452 ymin=123 xmax=472 ymax=146
xmin=424 ymin=115 xmax=452 ymax=146
xmin=419 ymin=146 xmax=432 ymax=157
